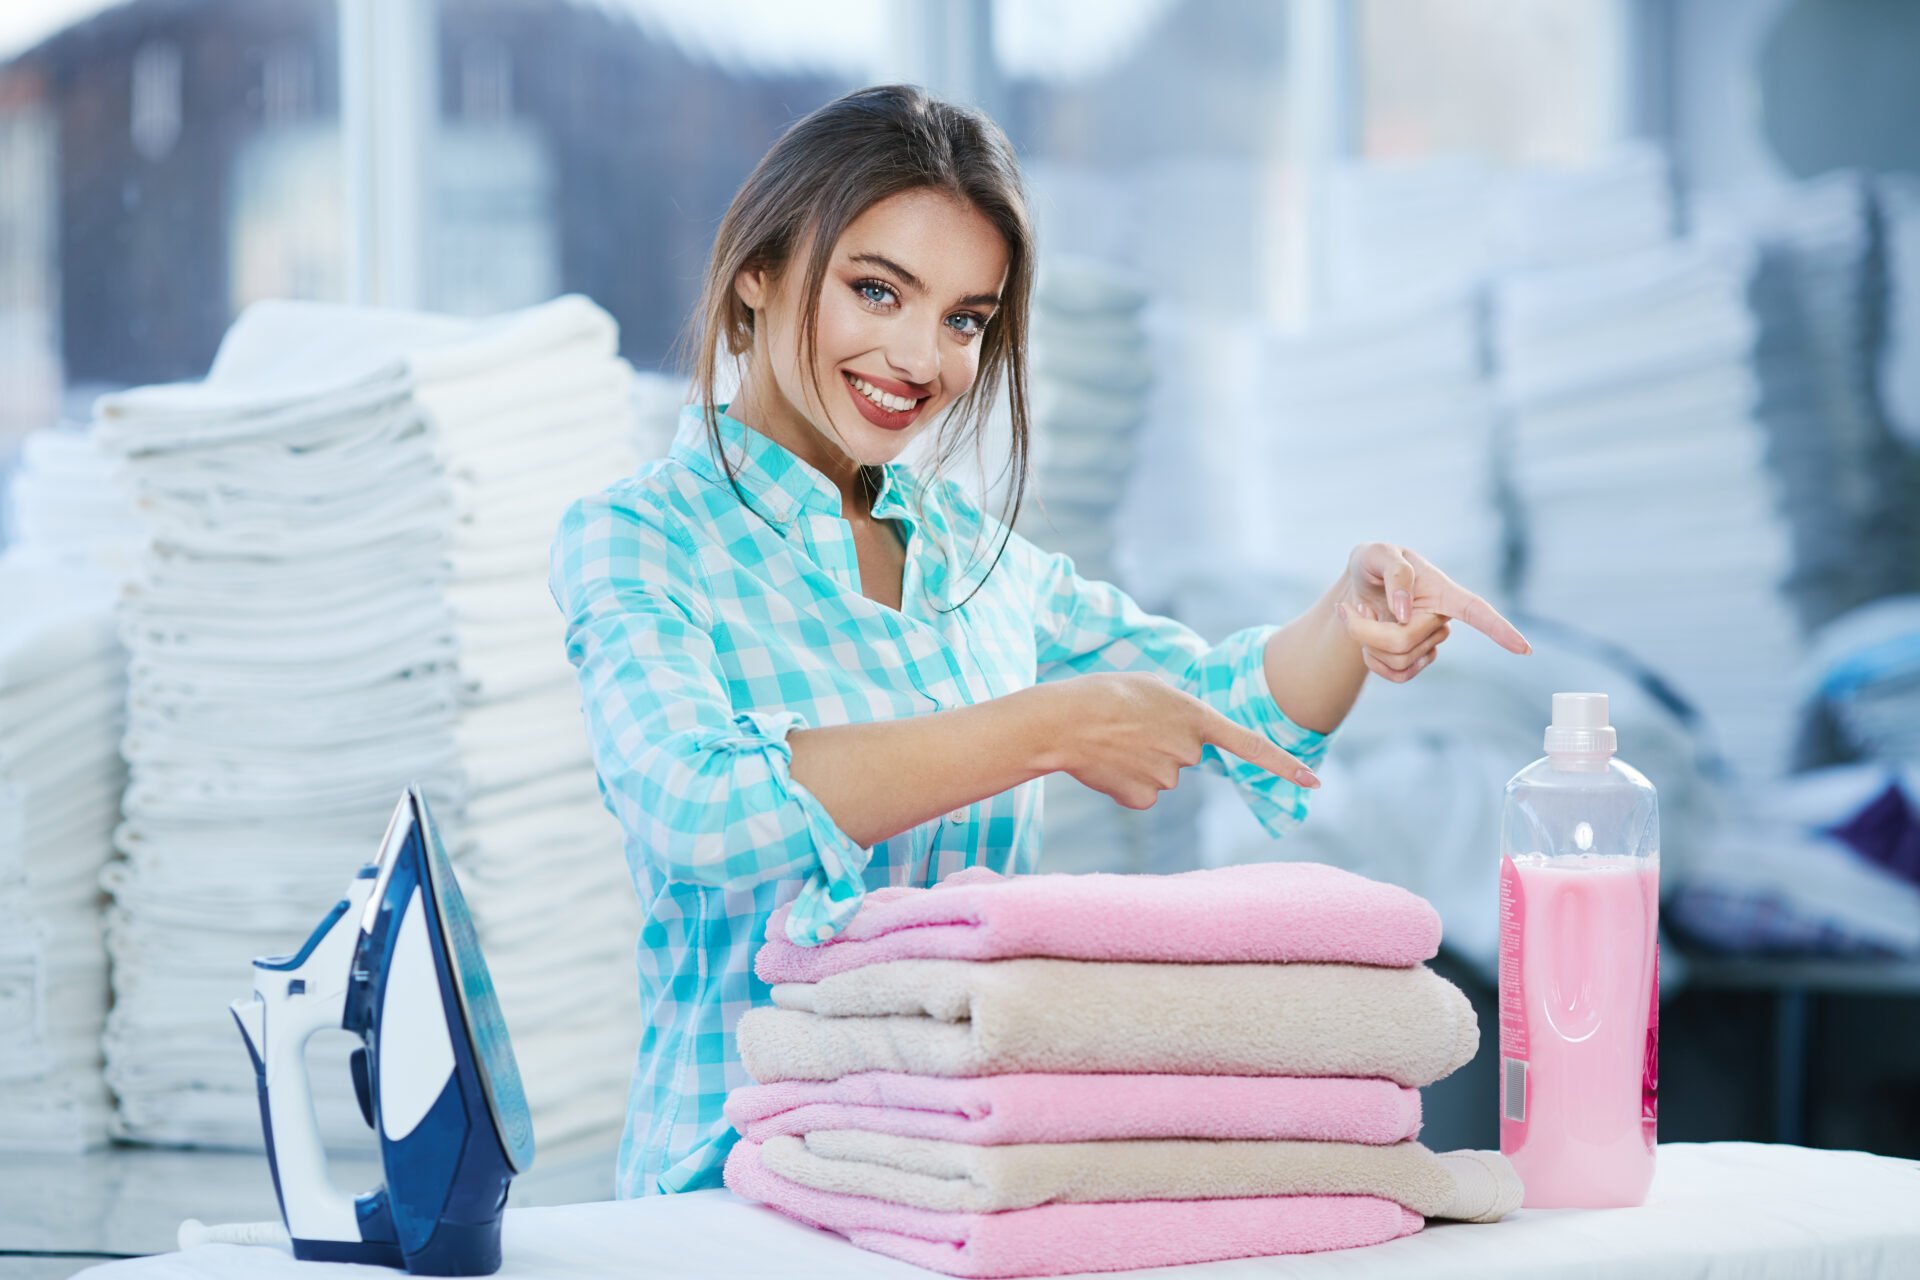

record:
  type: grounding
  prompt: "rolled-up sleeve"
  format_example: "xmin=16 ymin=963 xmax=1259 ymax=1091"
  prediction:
xmin=1029 ymin=546 xmax=1331 ymax=837
xmin=549 ymin=492 xmax=871 ymax=945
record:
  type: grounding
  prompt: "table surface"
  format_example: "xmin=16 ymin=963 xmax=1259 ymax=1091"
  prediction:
xmin=61 ymin=1142 xmax=1920 ymax=1280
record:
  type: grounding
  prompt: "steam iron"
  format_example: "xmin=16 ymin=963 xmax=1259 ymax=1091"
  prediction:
xmin=229 ymin=784 xmax=534 ymax=1274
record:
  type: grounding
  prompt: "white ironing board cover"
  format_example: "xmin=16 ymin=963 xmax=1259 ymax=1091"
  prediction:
xmin=73 ymin=1143 xmax=1920 ymax=1279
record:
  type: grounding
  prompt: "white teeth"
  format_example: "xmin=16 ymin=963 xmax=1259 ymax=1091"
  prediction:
xmin=850 ymin=375 xmax=915 ymax=415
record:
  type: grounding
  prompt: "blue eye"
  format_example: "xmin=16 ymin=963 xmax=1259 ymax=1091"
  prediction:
xmin=855 ymin=279 xmax=896 ymax=307
xmin=946 ymin=312 xmax=986 ymax=339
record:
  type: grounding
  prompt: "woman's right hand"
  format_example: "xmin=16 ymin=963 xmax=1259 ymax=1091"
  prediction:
xmin=1034 ymin=672 xmax=1320 ymax=810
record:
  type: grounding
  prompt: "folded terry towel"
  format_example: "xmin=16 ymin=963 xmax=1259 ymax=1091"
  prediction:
xmin=760 ymin=1130 xmax=1522 ymax=1222
xmin=739 ymin=959 xmax=1477 ymax=1087
xmin=724 ymin=1139 xmax=1424 ymax=1278
xmin=725 ymin=1071 xmax=1423 ymax=1146
xmin=756 ymin=863 xmax=1442 ymax=982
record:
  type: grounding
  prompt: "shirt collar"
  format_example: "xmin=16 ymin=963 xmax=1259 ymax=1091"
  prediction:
xmin=670 ymin=405 xmax=918 ymax=528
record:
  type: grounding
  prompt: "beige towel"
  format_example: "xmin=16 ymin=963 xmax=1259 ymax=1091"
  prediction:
xmin=739 ymin=959 xmax=1477 ymax=1087
xmin=761 ymin=1130 xmax=1523 ymax=1223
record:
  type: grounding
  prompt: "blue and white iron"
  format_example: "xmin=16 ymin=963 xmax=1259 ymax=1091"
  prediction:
xmin=228 ymin=784 xmax=535 ymax=1275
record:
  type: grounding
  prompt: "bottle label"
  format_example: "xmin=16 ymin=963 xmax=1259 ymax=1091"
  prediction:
xmin=1498 ymin=856 xmax=1528 ymax=1150
xmin=1643 ymin=942 xmax=1659 ymax=1151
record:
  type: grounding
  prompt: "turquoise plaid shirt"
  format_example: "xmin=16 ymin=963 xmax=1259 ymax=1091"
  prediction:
xmin=548 ymin=406 xmax=1332 ymax=1198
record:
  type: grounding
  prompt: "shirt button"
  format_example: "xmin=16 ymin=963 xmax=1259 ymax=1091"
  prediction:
xmin=947 ymin=808 xmax=967 ymax=824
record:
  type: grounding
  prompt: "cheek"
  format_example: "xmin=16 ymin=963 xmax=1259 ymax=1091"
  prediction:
xmin=812 ymin=292 xmax=876 ymax=372
xmin=942 ymin=342 xmax=983 ymax=399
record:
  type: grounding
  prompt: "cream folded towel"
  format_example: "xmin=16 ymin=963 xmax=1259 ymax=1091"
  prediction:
xmin=739 ymin=959 xmax=1477 ymax=1087
xmin=761 ymin=1130 xmax=1522 ymax=1223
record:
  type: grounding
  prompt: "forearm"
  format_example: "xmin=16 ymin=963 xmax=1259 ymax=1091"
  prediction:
xmin=788 ymin=684 xmax=1069 ymax=848
xmin=1261 ymin=576 xmax=1367 ymax=736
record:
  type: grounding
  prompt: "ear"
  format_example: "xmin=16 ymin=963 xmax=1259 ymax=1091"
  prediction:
xmin=734 ymin=262 xmax=771 ymax=313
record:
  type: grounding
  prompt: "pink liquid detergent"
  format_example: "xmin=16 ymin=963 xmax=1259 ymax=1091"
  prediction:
xmin=1500 ymin=855 xmax=1658 ymax=1207
xmin=1499 ymin=694 xmax=1660 ymax=1209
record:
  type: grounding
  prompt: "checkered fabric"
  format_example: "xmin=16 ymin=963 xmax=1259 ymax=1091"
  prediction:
xmin=549 ymin=406 xmax=1332 ymax=1197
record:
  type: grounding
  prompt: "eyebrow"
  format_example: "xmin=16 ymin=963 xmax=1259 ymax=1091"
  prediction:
xmin=850 ymin=252 xmax=1001 ymax=310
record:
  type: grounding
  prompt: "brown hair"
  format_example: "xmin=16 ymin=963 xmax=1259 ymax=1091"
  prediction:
xmin=680 ymin=84 xmax=1033 ymax=609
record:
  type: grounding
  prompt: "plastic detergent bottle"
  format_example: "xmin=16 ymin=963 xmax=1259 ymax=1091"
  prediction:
xmin=1498 ymin=692 xmax=1659 ymax=1208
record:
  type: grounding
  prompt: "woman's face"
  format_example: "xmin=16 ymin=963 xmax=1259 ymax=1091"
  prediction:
xmin=735 ymin=187 xmax=1009 ymax=472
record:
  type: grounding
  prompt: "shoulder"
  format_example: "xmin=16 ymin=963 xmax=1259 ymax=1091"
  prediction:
xmin=550 ymin=458 xmax=713 ymax=612
xmin=554 ymin=454 xmax=723 ymax=554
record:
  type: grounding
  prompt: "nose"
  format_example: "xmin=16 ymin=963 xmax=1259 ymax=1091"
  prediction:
xmin=885 ymin=319 xmax=941 ymax=389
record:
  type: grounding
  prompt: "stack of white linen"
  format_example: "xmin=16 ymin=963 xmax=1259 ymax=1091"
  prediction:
xmin=1876 ymin=175 xmax=1920 ymax=450
xmin=1322 ymin=156 xmax=1495 ymax=311
xmin=91 ymin=293 xmax=641 ymax=1153
xmin=3 ymin=426 xmax=146 ymax=574
xmin=1242 ymin=290 xmax=1503 ymax=609
xmin=1497 ymin=229 xmax=1805 ymax=780
xmin=0 ymin=561 xmax=126 ymax=1152
xmin=1018 ymin=258 xmax=1156 ymax=877
xmin=1021 ymin=256 xmax=1152 ymax=588
xmin=1490 ymin=144 xmax=1673 ymax=273
xmin=1503 ymin=170 xmax=1916 ymax=779
xmin=1702 ymin=174 xmax=1920 ymax=631
xmin=630 ymin=369 xmax=688 ymax=464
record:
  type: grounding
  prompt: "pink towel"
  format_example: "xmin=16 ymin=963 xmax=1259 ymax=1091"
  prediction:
xmin=757 ymin=863 xmax=1442 ymax=982
xmin=725 ymin=1071 xmax=1423 ymax=1147
xmin=724 ymin=1139 xmax=1423 ymax=1278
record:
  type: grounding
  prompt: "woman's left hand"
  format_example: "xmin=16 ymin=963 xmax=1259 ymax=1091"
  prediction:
xmin=1334 ymin=542 xmax=1530 ymax=684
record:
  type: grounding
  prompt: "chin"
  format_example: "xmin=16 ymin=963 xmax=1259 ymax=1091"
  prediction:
xmin=827 ymin=414 xmax=923 ymax=467
xmin=854 ymin=432 xmax=919 ymax=467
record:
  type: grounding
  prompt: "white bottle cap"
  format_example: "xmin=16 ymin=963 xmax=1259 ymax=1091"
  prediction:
xmin=1545 ymin=692 xmax=1616 ymax=757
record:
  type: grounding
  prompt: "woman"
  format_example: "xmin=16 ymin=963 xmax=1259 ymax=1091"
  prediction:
xmin=549 ymin=84 xmax=1529 ymax=1198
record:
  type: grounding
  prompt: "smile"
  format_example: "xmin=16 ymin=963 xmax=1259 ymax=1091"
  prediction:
xmin=842 ymin=370 xmax=928 ymax=431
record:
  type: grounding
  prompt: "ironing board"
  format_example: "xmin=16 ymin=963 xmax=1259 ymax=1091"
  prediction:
xmin=73 ymin=1143 xmax=1920 ymax=1279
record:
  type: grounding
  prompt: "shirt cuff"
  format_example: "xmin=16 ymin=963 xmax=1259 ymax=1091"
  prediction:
xmin=1201 ymin=625 xmax=1335 ymax=838
xmin=737 ymin=708 xmax=875 ymax=947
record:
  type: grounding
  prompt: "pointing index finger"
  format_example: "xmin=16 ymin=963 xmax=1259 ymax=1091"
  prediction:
xmin=1407 ymin=551 xmax=1531 ymax=655
xmin=1194 ymin=700 xmax=1320 ymax=788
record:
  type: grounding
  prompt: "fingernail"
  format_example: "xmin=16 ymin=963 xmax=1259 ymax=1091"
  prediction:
xmin=1297 ymin=768 xmax=1320 ymax=789
xmin=1392 ymin=590 xmax=1410 ymax=625
xmin=1334 ymin=602 xmax=1350 ymax=623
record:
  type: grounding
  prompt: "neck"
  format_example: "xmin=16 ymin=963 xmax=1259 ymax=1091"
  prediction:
xmin=727 ymin=369 xmax=871 ymax=519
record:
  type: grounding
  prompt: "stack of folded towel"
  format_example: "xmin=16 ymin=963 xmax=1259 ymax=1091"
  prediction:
xmin=3 ymin=427 xmax=147 ymax=574
xmin=89 ymin=294 xmax=641 ymax=1151
xmin=0 ymin=560 xmax=126 ymax=1152
xmin=629 ymin=369 xmax=688 ymax=464
xmin=1021 ymin=255 xmax=1152 ymax=590
xmin=724 ymin=863 xmax=1517 ymax=1278
xmin=1247 ymin=289 xmax=1502 ymax=607
xmin=1018 ymin=257 xmax=1157 ymax=880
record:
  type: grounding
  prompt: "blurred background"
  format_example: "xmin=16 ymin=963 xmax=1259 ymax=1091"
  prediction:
xmin=2 ymin=0 xmax=1919 ymax=1267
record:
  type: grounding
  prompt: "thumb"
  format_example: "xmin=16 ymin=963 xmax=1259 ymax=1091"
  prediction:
xmin=1365 ymin=543 xmax=1416 ymax=625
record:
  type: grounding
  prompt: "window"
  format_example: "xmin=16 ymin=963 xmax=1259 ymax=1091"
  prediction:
xmin=995 ymin=0 xmax=1299 ymax=320
xmin=1359 ymin=0 xmax=1629 ymax=164
xmin=426 ymin=0 xmax=870 ymax=370
xmin=0 ymin=0 xmax=343 ymax=440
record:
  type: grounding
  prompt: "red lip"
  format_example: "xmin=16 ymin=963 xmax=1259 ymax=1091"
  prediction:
xmin=842 ymin=371 xmax=925 ymax=432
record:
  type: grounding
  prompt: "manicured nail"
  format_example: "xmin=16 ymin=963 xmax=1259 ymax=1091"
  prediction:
xmin=1297 ymin=768 xmax=1320 ymax=789
xmin=1392 ymin=590 xmax=1410 ymax=625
